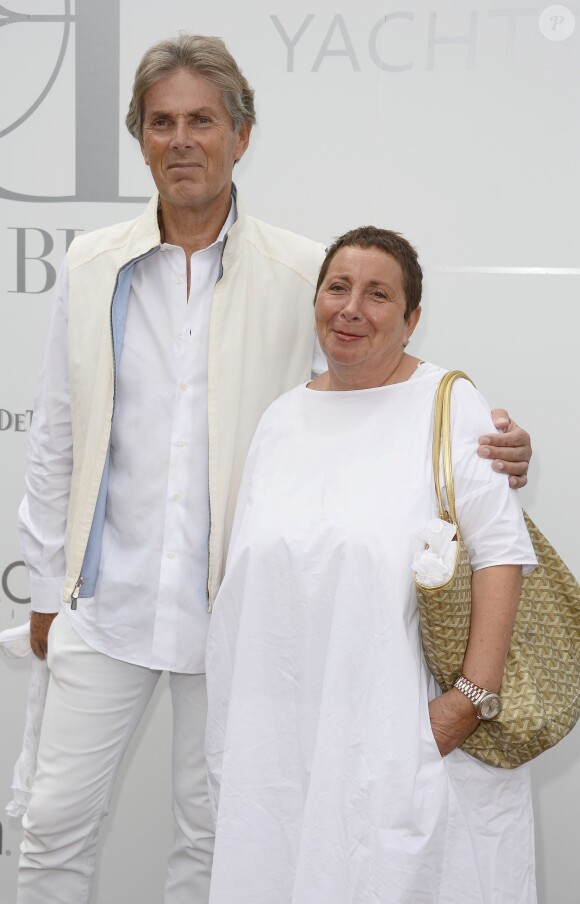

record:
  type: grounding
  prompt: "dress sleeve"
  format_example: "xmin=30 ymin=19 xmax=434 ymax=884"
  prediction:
xmin=443 ymin=378 xmax=537 ymax=574
xmin=18 ymin=261 xmax=73 ymax=613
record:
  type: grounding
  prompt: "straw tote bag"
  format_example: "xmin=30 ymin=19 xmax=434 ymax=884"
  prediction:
xmin=415 ymin=370 xmax=580 ymax=767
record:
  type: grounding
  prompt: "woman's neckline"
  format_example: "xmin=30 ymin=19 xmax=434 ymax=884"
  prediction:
xmin=305 ymin=359 xmax=429 ymax=393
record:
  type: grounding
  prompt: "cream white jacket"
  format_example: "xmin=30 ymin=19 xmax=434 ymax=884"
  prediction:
xmin=22 ymin=194 xmax=326 ymax=610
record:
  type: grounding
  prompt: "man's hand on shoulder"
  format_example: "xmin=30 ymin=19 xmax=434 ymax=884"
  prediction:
xmin=30 ymin=611 xmax=58 ymax=660
xmin=478 ymin=409 xmax=532 ymax=489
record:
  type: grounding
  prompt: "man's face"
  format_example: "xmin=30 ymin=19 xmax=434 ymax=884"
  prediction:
xmin=140 ymin=68 xmax=250 ymax=215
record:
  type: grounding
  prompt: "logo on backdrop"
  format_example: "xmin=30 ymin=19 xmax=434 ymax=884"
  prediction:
xmin=7 ymin=227 xmax=83 ymax=294
xmin=2 ymin=561 xmax=30 ymax=606
xmin=0 ymin=409 xmax=33 ymax=432
xmin=270 ymin=6 xmax=576 ymax=72
xmin=0 ymin=822 xmax=12 ymax=857
xmin=0 ymin=0 xmax=146 ymax=203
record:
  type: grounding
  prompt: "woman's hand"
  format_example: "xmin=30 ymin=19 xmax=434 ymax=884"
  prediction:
xmin=429 ymin=689 xmax=480 ymax=757
xmin=479 ymin=410 xmax=532 ymax=489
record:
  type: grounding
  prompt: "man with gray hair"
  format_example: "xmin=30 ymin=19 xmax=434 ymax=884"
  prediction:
xmin=17 ymin=33 xmax=531 ymax=904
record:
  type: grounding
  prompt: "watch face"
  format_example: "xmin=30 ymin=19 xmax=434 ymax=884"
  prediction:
xmin=479 ymin=694 xmax=501 ymax=720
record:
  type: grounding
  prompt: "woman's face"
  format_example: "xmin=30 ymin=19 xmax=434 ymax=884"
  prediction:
xmin=315 ymin=245 xmax=421 ymax=385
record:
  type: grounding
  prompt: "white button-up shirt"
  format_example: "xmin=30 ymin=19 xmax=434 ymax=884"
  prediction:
xmin=80 ymin=205 xmax=238 ymax=673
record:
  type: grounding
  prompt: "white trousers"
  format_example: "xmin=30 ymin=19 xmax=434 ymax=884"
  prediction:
xmin=17 ymin=613 xmax=213 ymax=904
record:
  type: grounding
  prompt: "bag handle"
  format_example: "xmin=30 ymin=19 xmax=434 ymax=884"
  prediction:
xmin=431 ymin=370 xmax=474 ymax=525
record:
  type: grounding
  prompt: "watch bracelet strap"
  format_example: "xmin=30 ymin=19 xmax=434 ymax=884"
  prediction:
xmin=453 ymin=675 xmax=488 ymax=707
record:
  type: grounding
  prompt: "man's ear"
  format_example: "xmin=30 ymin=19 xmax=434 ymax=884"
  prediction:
xmin=234 ymin=123 xmax=252 ymax=163
xmin=140 ymin=141 xmax=150 ymax=166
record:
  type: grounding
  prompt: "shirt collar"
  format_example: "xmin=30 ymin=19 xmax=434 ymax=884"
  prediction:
xmin=217 ymin=194 xmax=237 ymax=246
xmin=159 ymin=192 xmax=237 ymax=254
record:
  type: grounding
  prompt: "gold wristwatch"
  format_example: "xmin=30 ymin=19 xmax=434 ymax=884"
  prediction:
xmin=453 ymin=675 xmax=502 ymax=721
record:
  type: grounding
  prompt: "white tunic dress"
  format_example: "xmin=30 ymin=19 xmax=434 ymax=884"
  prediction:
xmin=205 ymin=363 xmax=538 ymax=904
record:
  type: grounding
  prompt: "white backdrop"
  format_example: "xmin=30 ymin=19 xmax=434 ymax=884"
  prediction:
xmin=1 ymin=1 xmax=579 ymax=901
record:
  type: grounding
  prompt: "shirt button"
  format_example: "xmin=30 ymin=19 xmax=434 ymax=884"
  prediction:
xmin=177 ymin=332 xmax=182 ymax=342
xmin=180 ymin=382 xmax=188 ymax=391
xmin=176 ymin=276 xmax=183 ymax=284
xmin=177 ymin=440 xmax=185 ymax=447
xmin=172 ymin=494 xmax=180 ymax=501
xmin=166 ymin=551 xmax=176 ymax=559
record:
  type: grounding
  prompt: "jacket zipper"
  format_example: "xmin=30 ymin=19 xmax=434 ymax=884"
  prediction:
xmin=206 ymin=231 xmax=232 ymax=612
xmin=70 ymin=576 xmax=84 ymax=610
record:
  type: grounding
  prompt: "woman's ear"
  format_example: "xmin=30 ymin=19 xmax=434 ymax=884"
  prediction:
xmin=406 ymin=305 xmax=422 ymax=341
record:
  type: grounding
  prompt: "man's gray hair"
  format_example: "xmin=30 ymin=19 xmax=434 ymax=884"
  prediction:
xmin=126 ymin=34 xmax=256 ymax=140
